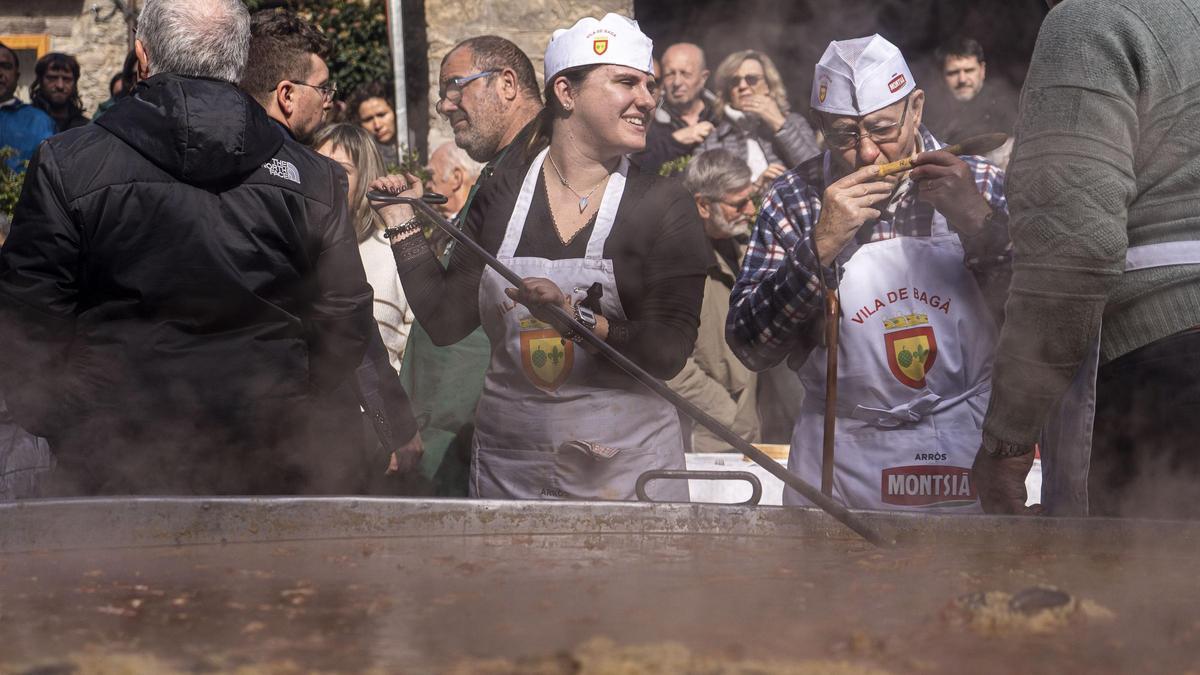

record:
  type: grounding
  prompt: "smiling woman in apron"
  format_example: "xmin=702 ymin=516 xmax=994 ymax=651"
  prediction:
xmin=727 ymin=35 xmax=1012 ymax=512
xmin=370 ymin=14 xmax=708 ymax=501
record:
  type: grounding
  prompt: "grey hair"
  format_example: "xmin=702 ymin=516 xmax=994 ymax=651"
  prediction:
xmin=436 ymin=143 xmax=484 ymax=181
xmin=683 ymin=149 xmax=753 ymax=199
xmin=138 ymin=0 xmax=251 ymax=83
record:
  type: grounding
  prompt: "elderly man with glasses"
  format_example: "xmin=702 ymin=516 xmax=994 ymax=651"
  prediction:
xmin=727 ymin=35 xmax=1010 ymax=512
xmin=666 ymin=149 xmax=761 ymax=453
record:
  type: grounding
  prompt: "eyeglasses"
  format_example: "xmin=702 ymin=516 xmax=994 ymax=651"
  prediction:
xmin=821 ymin=97 xmax=910 ymax=150
xmin=718 ymin=195 xmax=754 ymax=211
xmin=704 ymin=192 xmax=754 ymax=213
xmin=437 ymin=70 xmax=499 ymax=106
xmin=289 ymin=80 xmax=337 ymax=101
xmin=729 ymin=74 xmax=762 ymax=89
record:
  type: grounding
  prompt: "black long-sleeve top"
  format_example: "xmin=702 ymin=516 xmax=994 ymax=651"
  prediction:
xmin=392 ymin=160 xmax=710 ymax=380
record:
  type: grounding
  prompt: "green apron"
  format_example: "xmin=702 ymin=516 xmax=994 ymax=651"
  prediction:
xmin=399 ymin=317 xmax=489 ymax=496
xmin=398 ymin=145 xmax=515 ymax=496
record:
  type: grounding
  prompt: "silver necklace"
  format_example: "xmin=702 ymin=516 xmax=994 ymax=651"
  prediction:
xmin=547 ymin=152 xmax=609 ymax=213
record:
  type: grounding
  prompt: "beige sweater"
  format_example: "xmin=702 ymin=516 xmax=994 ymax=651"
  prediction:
xmin=984 ymin=0 xmax=1200 ymax=445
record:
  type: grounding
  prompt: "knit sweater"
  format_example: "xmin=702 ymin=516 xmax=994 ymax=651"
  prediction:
xmin=984 ymin=0 xmax=1200 ymax=446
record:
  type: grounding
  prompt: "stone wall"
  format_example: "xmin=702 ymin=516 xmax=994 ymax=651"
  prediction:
xmin=422 ymin=0 xmax=633 ymax=151
xmin=1 ymin=0 xmax=131 ymax=117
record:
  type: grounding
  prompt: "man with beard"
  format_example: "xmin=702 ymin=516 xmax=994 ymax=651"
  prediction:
xmin=0 ymin=42 xmax=55 ymax=172
xmin=632 ymin=42 xmax=716 ymax=174
xmin=30 ymin=53 xmax=89 ymax=132
xmin=0 ymin=0 xmax=375 ymax=495
xmin=667 ymin=149 xmax=759 ymax=452
xmin=397 ymin=35 xmax=542 ymax=496
xmin=241 ymin=9 xmax=423 ymax=486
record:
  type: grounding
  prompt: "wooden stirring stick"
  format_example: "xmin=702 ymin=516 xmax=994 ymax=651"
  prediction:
xmin=875 ymin=132 xmax=1009 ymax=178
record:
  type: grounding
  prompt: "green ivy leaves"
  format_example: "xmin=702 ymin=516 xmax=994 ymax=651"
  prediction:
xmin=243 ymin=0 xmax=394 ymax=101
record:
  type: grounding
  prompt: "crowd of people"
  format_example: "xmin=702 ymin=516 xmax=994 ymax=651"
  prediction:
xmin=2 ymin=0 xmax=1198 ymax=519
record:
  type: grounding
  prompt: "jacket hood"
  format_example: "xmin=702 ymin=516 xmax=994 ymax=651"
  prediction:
xmin=96 ymin=73 xmax=283 ymax=187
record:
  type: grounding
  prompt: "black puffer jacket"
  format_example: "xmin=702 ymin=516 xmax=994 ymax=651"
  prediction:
xmin=0 ymin=74 xmax=375 ymax=494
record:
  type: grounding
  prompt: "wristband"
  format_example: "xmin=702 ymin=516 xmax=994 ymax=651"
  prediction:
xmin=384 ymin=215 xmax=421 ymax=241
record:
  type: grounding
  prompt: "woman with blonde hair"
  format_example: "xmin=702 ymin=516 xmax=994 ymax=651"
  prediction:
xmin=699 ymin=49 xmax=818 ymax=185
xmin=371 ymin=14 xmax=709 ymax=502
xmin=313 ymin=123 xmax=413 ymax=370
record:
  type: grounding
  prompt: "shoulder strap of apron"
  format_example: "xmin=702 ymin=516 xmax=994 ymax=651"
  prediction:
xmin=497 ymin=147 xmax=550 ymax=258
xmin=584 ymin=156 xmax=629 ymax=261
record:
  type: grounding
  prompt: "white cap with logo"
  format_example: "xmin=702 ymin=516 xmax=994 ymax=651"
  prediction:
xmin=811 ymin=34 xmax=915 ymax=116
xmin=543 ymin=13 xmax=654 ymax=86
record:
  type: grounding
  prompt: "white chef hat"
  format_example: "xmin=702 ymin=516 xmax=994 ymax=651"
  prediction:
xmin=811 ymin=34 xmax=915 ymax=116
xmin=544 ymin=13 xmax=654 ymax=85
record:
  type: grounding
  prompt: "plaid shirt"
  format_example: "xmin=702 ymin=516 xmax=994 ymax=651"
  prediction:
xmin=727 ymin=127 xmax=1010 ymax=371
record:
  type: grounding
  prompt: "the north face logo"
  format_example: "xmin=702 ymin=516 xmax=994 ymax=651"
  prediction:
xmin=263 ymin=158 xmax=300 ymax=184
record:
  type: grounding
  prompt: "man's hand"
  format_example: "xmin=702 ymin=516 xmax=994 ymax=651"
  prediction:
xmin=386 ymin=431 xmax=424 ymax=475
xmin=812 ymin=165 xmax=897 ymax=266
xmin=755 ymin=163 xmax=788 ymax=192
xmin=972 ymin=448 xmax=1041 ymax=515
xmin=368 ymin=172 xmax=425 ymax=228
xmin=504 ymin=278 xmax=573 ymax=334
xmin=671 ymin=121 xmax=714 ymax=146
xmin=910 ymin=151 xmax=991 ymax=236
xmin=739 ymin=94 xmax=787 ymax=133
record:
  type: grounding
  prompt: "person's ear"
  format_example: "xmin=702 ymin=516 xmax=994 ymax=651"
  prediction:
xmin=134 ymin=39 xmax=151 ymax=81
xmin=553 ymin=76 xmax=576 ymax=113
xmin=276 ymin=81 xmax=296 ymax=117
xmin=910 ymin=89 xmax=925 ymax=130
xmin=694 ymin=195 xmax=711 ymax=220
xmin=699 ymin=68 xmax=710 ymax=87
xmin=498 ymin=68 xmax=518 ymax=103
xmin=450 ymin=167 xmax=465 ymax=192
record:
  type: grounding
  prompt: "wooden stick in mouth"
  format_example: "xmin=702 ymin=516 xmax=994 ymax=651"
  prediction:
xmin=875 ymin=132 xmax=1009 ymax=178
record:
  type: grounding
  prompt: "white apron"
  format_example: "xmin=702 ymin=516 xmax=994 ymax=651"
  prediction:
xmin=786 ymin=202 xmax=996 ymax=511
xmin=1040 ymin=241 xmax=1200 ymax=515
xmin=470 ymin=148 xmax=689 ymax=502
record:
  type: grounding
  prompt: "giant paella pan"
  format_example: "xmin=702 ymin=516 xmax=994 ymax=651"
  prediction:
xmin=1 ymin=497 xmax=1198 ymax=674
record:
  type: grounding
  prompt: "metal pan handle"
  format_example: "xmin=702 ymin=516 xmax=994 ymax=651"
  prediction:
xmin=635 ymin=469 xmax=763 ymax=506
